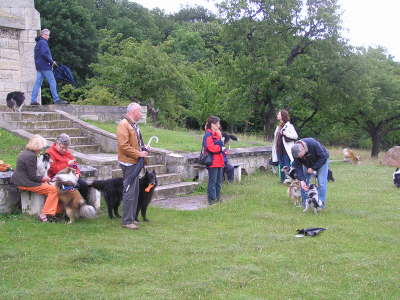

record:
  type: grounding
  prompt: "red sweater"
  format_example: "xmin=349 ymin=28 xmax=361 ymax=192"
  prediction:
xmin=46 ymin=143 xmax=80 ymax=178
xmin=205 ymin=129 xmax=224 ymax=168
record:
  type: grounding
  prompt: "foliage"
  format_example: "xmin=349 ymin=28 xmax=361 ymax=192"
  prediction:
xmin=75 ymin=86 xmax=127 ymax=106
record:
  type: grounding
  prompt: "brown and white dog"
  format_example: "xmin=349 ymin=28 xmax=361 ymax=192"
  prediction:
xmin=54 ymin=167 xmax=96 ymax=223
xmin=343 ymin=148 xmax=360 ymax=165
xmin=288 ymin=179 xmax=302 ymax=206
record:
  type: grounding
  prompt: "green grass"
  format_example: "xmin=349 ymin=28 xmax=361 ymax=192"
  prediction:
xmin=86 ymin=120 xmax=265 ymax=152
xmin=1 ymin=152 xmax=399 ymax=299
xmin=0 ymin=129 xmax=26 ymax=168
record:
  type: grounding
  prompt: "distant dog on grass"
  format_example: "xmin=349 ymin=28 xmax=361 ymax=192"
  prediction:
xmin=6 ymin=91 xmax=25 ymax=112
xmin=393 ymin=168 xmax=400 ymax=188
xmin=303 ymin=184 xmax=323 ymax=214
xmin=54 ymin=167 xmax=96 ymax=223
xmin=343 ymin=148 xmax=360 ymax=165
xmin=288 ymin=179 xmax=301 ymax=206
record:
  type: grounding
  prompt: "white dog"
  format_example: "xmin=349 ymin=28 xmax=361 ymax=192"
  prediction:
xmin=303 ymin=184 xmax=323 ymax=214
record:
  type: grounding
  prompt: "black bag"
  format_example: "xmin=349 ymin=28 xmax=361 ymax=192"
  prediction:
xmin=283 ymin=135 xmax=296 ymax=143
xmin=199 ymin=147 xmax=213 ymax=166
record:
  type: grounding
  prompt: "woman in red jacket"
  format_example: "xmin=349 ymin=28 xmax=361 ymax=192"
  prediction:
xmin=203 ymin=116 xmax=225 ymax=205
xmin=46 ymin=133 xmax=89 ymax=202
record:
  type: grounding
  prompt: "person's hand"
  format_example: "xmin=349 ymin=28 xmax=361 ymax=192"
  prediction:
xmin=41 ymin=176 xmax=50 ymax=183
xmin=307 ymin=168 xmax=314 ymax=174
xmin=68 ymin=160 xmax=75 ymax=165
xmin=139 ymin=151 xmax=148 ymax=157
xmin=300 ymin=181 xmax=308 ymax=191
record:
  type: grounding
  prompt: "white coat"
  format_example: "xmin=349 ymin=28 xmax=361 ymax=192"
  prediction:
xmin=271 ymin=121 xmax=298 ymax=163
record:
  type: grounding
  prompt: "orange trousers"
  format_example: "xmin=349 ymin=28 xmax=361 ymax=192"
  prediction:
xmin=18 ymin=183 xmax=62 ymax=215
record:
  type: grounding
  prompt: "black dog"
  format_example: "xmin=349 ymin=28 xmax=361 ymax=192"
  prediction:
xmin=136 ymin=170 xmax=158 ymax=222
xmin=91 ymin=177 xmax=123 ymax=218
xmin=90 ymin=170 xmax=157 ymax=220
xmin=6 ymin=91 xmax=25 ymax=112
xmin=393 ymin=168 xmax=400 ymax=188
xmin=222 ymin=132 xmax=238 ymax=145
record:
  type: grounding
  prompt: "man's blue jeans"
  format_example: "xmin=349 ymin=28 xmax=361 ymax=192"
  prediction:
xmin=31 ymin=70 xmax=59 ymax=103
xmin=301 ymin=160 xmax=329 ymax=208
xmin=207 ymin=167 xmax=223 ymax=204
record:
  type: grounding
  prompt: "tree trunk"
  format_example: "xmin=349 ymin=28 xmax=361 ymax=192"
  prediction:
xmin=370 ymin=130 xmax=382 ymax=157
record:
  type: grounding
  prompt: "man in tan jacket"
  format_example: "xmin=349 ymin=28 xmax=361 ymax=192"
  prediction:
xmin=117 ymin=102 xmax=148 ymax=230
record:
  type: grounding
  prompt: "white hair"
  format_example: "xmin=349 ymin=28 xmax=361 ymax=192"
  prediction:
xmin=127 ymin=102 xmax=141 ymax=113
xmin=41 ymin=28 xmax=50 ymax=35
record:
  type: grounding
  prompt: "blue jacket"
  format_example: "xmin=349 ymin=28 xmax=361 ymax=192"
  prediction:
xmin=34 ymin=37 xmax=54 ymax=71
xmin=292 ymin=138 xmax=329 ymax=181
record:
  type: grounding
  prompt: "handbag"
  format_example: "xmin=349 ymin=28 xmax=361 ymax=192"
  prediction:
xmin=199 ymin=146 xmax=213 ymax=166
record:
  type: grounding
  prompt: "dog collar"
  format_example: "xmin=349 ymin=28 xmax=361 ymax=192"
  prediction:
xmin=61 ymin=184 xmax=75 ymax=191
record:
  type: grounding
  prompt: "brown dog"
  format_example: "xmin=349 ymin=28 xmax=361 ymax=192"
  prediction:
xmin=288 ymin=179 xmax=302 ymax=206
xmin=343 ymin=148 xmax=360 ymax=164
xmin=54 ymin=167 xmax=95 ymax=223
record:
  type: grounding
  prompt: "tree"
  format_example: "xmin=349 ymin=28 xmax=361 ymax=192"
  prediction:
xmin=35 ymin=0 xmax=98 ymax=83
xmin=334 ymin=47 xmax=400 ymax=157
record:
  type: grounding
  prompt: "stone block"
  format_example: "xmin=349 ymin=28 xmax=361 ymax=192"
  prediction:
xmin=0 ymin=48 xmax=19 ymax=60
xmin=0 ymin=59 xmax=19 ymax=70
xmin=20 ymin=191 xmax=44 ymax=215
xmin=0 ymin=184 xmax=20 ymax=214
xmin=1 ymin=0 xmax=35 ymax=8
xmin=0 ymin=38 xmax=19 ymax=49
xmin=88 ymin=187 xmax=101 ymax=211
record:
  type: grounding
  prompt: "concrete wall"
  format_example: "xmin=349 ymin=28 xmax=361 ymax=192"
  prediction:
xmin=0 ymin=0 xmax=40 ymax=105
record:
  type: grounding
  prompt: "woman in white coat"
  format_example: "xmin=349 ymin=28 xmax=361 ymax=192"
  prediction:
xmin=271 ymin=110 xmax=298 ymax=182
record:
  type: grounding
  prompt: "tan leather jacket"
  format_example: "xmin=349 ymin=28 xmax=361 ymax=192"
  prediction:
xmin=117 ymin=118 xmax=141 ymax=164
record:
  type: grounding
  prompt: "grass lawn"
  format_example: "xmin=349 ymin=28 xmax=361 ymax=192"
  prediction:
xmin=86 ymin=120 xmax=265 ymax=152
xmin=1 ymin=150 xmax=399 ymax=299
xmin=0 ymin=129 xmax=27 ymax=168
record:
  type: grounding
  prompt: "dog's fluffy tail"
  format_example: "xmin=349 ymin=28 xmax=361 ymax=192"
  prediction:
xmin=80 ymin=205 xmax=97 ymax=218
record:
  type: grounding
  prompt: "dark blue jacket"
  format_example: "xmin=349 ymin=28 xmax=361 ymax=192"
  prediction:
xmin=34 ymin=37 xmax=54 ymax=71
xmin=292 ymin=138 xmax=329 ymax=181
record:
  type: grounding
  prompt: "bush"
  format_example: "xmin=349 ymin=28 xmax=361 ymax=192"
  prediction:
xmin=76 ymin=86 xmax=129 ymax=106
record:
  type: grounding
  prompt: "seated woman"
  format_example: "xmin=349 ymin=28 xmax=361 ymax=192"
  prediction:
xmin=11 ymin=135 xmax=61 ymax=222
xmin=46 ymin=133 xmax=89 ymax=202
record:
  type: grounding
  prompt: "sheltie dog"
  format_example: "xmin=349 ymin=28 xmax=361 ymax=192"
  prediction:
xmin=36 ymin=153 xmax=52 ymax=177
xmin=393 ymin=168 xmax=400 ymax=188
xmin=54 ymin=167 xmax=96 ymax=223
xmin=288 ymin=179 xmax=302 ymax=206
xmin=303 ymin=184 xmax=323 ymax=214
xmin=343 ymin=148 xmax=360 ymax=164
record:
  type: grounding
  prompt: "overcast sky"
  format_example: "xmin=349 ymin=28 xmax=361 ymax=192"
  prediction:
xmin=133 ymin=0 xmax=400 ymax=60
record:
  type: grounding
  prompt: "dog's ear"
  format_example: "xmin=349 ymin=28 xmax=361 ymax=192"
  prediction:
xmin=229 ymin=134 xmax=238 ymax=141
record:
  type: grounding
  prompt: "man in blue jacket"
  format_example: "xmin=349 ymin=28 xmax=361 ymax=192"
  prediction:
xmin=291 ymin=138 xmax=329 ymax=208
xmin=31 ymin=29 xmax=68 ymax=105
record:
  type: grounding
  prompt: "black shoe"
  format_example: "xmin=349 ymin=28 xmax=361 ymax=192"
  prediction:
xmin=54 ymin=100 xmax=69 ymax=105
xmin=30 ymin=102 xmax=40 ymax=106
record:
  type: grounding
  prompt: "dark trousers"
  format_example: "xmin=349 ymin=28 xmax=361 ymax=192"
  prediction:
xmin=207 ymin=167 xmax=223 ymax=204
xmin=224 ymin=163 xmax=234 ymax=183
xmin=120 ymin=164 xmax=140 ymax=225
xmin=278 ymin=152 xmax=291 ymax=183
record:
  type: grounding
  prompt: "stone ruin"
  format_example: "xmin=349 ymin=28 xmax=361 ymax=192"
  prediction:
xmin=0 ymin=0 xmax=40 ymax=105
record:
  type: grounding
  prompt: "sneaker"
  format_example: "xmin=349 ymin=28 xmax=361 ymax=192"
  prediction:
xmin=121 ymin=223 xmax=139 ymax=230
xmin=30 ymin=102 xmax=40 ymax=106
xmin=54 ymin=100 xmax=69 ymax=105
xmin=37 ymin=214 xmax=48 ymax=223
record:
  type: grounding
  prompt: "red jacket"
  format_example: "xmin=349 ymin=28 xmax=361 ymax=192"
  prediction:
xmin=204 ymin=129 xmax=224 ymax=168
xmin=46 ymin=143 xmax=80 ymax=178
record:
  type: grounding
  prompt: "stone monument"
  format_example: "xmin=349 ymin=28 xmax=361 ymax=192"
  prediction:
xmin=0 ymin=0 xmax=40 ymax=105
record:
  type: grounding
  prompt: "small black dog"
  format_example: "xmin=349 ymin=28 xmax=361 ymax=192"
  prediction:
xmin=91 ymin=177 xmax=123 ymax=218
xmin=221 ymin=132 xmax=238 ymax=145
xmin=393 ymin=168 xmax=400 ymax=188
xmin=90 ymin=170 xmax=158 ymax=221
xmin=136 ymin=170 xmax=158 ymax=222
xmin=6 ymin=91 xmax=25 ymax=112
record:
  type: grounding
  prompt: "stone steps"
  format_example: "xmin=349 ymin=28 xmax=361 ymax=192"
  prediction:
xmin=7 ymin=120 xmax=72 ymax=129
xmin=30 ymin=127 xmax=82 ymax=138
xmin=0 ymin=112 xmax=64 ymax=121
xmin=154 ymin=182 xmax=199 ymax=200
xmin=0 ymin=108 xmax=201 ymax=202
